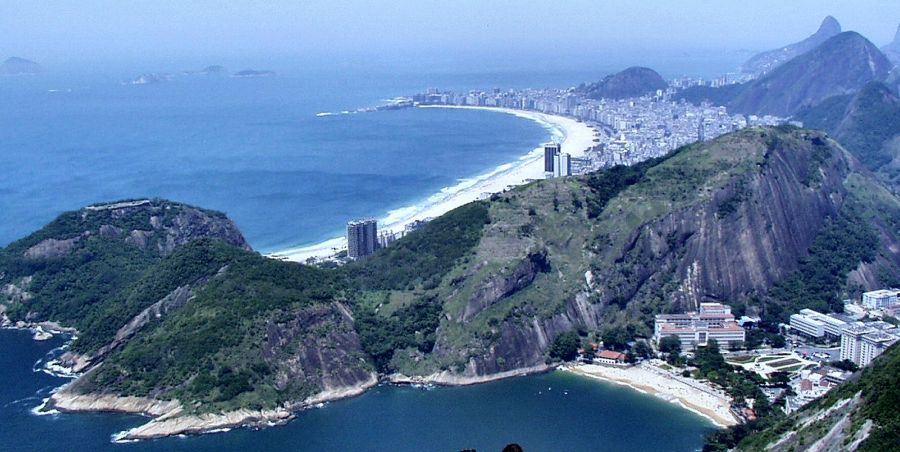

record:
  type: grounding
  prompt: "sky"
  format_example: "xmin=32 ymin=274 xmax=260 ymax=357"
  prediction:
xmin=1 ymin=0 xmax=898 ymax=71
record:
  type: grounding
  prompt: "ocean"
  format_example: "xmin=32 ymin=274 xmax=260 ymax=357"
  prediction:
xmin=0 ymin=63 xmax=736 ymax=450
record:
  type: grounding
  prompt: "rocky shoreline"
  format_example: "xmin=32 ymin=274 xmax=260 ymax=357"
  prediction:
xmin=45 ymin=373 xmax=382 ymax=441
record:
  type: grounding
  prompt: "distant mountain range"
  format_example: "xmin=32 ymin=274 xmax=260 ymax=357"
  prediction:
xmin=579 ymin=66 xmax=667 ymax=100
xmin=681 ymin=32 xmax=893 ymax=117
xmin=0 ymin=57 xmax=42 ymax=75
xmin=881 ymin=23 xmax=900 ymax=66
xmin=741 ymin=16 xmax=842 ymax=75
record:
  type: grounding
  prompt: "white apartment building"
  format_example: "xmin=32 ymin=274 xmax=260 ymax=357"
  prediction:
xmin=840 ymin=323 xmax=875 ymax=364
xmin=859 ymin=331 xmax=899 ymax=366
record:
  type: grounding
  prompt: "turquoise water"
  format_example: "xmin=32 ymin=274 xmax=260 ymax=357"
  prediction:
xmin=0 ymin=329 xmax=714 ymax=451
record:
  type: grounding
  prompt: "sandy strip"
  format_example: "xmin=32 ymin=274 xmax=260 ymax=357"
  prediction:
xmin=564 ymin=363 xmax=739 ymax=428
xmin=269 ymin=106 xmax=597 ymax=262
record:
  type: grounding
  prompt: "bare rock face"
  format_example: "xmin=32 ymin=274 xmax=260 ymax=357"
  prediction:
xmin=24 ymin=237 xmax=82 ymax=259
xmin=462 ymin=251 xmax=550 ymax=322
xmin=262 ymin=303 xmax=376 ymax=394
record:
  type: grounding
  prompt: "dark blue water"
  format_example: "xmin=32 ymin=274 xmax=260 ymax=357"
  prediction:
xmin=0 ymin=329 xmax=714 ymax=452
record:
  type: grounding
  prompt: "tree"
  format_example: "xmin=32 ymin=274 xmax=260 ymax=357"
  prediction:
xmin=601 ymin=327 xmax=630 ymax=351
xmin=659 ymin=335 xmax=682 ymax=355
xmin=549 ymin=332 xmax=580 ymax=361
xmin=831 ymin=359 xmax=859 ymax=372
xmin=632 ymin=340 xmax=653 ymax=359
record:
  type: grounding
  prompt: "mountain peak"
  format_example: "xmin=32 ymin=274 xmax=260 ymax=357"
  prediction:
xmin=817 ymin=15 xmax=842 ymax=36
xmin=741 ymin=16 xmax=843 ymax=75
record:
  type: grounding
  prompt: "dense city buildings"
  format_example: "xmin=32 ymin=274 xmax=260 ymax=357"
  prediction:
xmin=653 ymin=303 xmax=746 ymax=351
xmin=411 ymin=80 xmax=784 ymax=173
xmin=347 ymin=219 xmax=377 ymax=258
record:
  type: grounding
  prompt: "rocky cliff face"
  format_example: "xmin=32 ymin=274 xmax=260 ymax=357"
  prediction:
xmin=262 ymin=303 xmax=377 ymax=394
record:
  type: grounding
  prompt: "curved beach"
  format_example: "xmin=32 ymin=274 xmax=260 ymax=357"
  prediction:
xmin=270 ymin=106 xmax=597 ymax=262
xmin=564 ymin=363 xmax=739 ymax=428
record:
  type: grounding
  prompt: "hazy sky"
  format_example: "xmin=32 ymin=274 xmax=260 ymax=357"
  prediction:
xmin=2 ymin=0 xmax=898 ymax=68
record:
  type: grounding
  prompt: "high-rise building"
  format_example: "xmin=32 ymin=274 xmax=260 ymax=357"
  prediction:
xmin=859 ymin=332 xmax=898 ymax=366
xmin=553 ymin=152 xmax=572 ymax=177
xmin=347 ymin=219 xmax=377 ymax=259
xmin=544 ymin=143 xmax=561 ymax=173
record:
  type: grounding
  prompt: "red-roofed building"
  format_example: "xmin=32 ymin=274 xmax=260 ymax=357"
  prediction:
xmin=596 ymin=350 xmax=626 ymax=365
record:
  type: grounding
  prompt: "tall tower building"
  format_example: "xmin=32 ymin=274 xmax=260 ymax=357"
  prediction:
xmin=553 ymin=152 xmax=572 ymax=177
xmin=544 ymin=143 xmax=561 ymax=174
xmin=347 ymin=219 xmax=377 ymax=258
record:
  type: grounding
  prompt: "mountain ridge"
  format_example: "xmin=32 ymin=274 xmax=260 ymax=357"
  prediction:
xmin=741 ymin=16 xmax=842 ymax=75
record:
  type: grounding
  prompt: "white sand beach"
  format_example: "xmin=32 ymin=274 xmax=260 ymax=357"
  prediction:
xmin=565 ymin=362 xmax=739 ymax=428
xmin=269 ymin=105 xmax=597 ymax=262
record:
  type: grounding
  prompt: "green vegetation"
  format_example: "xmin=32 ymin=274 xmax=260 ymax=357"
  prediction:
xmin=343 ymin=202 xmax=490 ymax=291
xmin=86 ymin=240 xmax=346 ymax=413
xmin=765 ymin=203 xmax=879 ymax=322
xmin=548 ymin=331 xmax=580 ymax=361
xmin=355 ymin=297 xmax=442 ymax=372
xmin=583 ymin=152 xmax=676 ymax=219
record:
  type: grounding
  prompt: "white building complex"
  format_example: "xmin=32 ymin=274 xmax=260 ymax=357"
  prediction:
xmin=862 ymin=289 xmax=899 ymax=310
xmin=789 ymin=309 xmax=848 ymax=338
xmin=654 ymin=303 xmax=746 ymax=351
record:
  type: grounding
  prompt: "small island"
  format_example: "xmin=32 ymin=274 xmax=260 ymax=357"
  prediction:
xmin=232 ymin=69 xmax=276 ymax=78
xmin=0 ymin=57 xmax=43 ymax=75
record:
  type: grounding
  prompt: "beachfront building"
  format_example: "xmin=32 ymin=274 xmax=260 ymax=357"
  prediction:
xmin=595 ymin=350 xmax=626 ymax=366
xmin=544 ymin=143 xmax=561 ymax=175
xmin=347 ymin=219 xmax=377 ymax=259
xmin=653 ymin=303 xmax=746 ymax=351
xmin=862 ymin=289 xmax=899 ymax=310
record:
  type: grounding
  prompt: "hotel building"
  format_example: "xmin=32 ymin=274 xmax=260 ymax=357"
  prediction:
xmin=653 ymin=303 xmax=746 ymax=351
